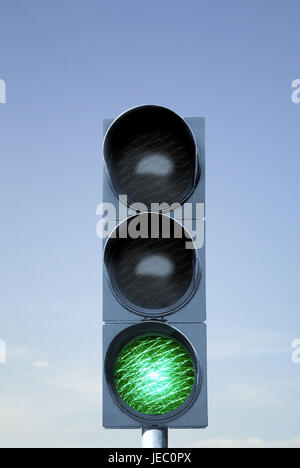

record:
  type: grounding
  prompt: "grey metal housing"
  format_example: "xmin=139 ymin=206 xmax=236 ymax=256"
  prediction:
xmin=101 ymin=106 xmax=207 ymax=430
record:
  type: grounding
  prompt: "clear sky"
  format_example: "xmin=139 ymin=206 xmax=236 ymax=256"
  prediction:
xmin=0 ymin=0 xmax=300 ymax=448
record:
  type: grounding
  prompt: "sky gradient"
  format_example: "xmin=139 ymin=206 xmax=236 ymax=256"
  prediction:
xmin=0 ymin=0 xmax=300 ymax=448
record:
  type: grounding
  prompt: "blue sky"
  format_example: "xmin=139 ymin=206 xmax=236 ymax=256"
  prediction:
xmin=0 ymin=0 xmax=300 ymax=448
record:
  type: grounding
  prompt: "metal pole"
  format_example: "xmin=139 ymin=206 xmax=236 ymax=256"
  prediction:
xmin=142 ymin=427 xmax=168 ymax=448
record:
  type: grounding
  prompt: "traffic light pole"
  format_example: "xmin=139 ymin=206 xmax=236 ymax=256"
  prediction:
xmin=142 ymin=427 xmax=168 ymax=448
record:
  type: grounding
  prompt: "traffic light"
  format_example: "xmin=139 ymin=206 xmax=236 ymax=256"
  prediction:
xmin=101 ymin=105 xmax=207 ymax=430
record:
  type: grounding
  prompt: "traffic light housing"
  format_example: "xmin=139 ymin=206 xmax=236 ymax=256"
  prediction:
xmin=101 ymin=105 xmax=207 ymax=430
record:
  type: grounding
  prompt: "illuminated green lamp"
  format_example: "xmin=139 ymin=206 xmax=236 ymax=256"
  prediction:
xmin=114 ymin=335 xmax=195 ymax=415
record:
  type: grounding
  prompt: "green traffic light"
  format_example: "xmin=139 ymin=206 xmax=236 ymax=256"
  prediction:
xmin=114 ymin=335 xmax=195 ymax=415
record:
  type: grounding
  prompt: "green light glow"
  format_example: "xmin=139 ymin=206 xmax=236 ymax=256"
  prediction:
xmin=114 ymin=335 xmax=195 ymax=415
